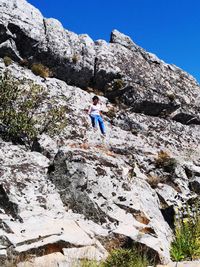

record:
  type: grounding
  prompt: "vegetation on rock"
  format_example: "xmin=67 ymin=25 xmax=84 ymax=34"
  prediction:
xmin=147 ymin=174 xmax=161 ymax=189
xmin=31 ymin=63 xmax=51 ymax=78
xmin=103 ymin=248 xmax=150 ymax=267
xmin=3 ymin=56 xmax=12 ymax=67
xmin=80 ymin=248 xmax=151 ymax=267
xmin=41 ymin=104 xmax=68 ymax=137
xmin=0 ymin=71 xmax=67 ymax=147
xmin=156 ymin=150 xmax=177 ymax=172
xmin=113 ymin=79 xmax=124 ymax=90
xmin=170 ymin=202 xmax=200 ymax=261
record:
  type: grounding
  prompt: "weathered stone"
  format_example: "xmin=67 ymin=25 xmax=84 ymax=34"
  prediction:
xmin=189 ymin=177 xmax=200 ymax=194
xmin=0 ymin=0 xmax=200 ymax=265
xmin=17 ymin=252 xmax=71 ymax=267
xmin=63 ymin=245 xmax=108 ymax=261
xmin=0 ymin=59 xmax=200 ymax=264
xmin=1 ymin=0 xmax=200 ymax=109
xmin=110 ymin=29 xmax=138 ymax=50
xmin=172 ymin=113 xmax=200 ymax=125
xmin=154 ymin=261 xmax=200 ymax=267
xmin=0 ymin=39 xmax=22 ymax=61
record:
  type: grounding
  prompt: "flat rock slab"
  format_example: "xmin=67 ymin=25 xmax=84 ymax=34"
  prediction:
xmin=154 ymin=261 xmax=200 ymax=267
xmin=17 ymin=252 xmax=71 ymax=267
xmin=63 ymin=245 xmax=108 ymax=261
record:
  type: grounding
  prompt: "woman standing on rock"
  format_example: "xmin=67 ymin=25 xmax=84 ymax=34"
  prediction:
xmin=88 ymin=96 xmax=106 ymax=136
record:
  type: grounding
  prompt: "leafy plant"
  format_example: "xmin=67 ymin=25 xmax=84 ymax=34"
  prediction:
xmin=0 ymin=71 xmax=67 ymax=147
xmin=40 ymin=104 xmax=68 ymax=136
xmin=79 ymin=248 xmax=150 ymax=267
xmin=170 ymin=202 xmax=200 ymax=261
xmin=80 ymin=260 xmax=103 ymax=267
xmin=103 ymin=248 xmax=150 ymax=267
xmin=0 ymin=71 xmax=42 ymax=144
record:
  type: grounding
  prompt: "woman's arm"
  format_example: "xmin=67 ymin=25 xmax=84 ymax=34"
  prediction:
xmin=88 ymin=105 xmax=92 ymax=115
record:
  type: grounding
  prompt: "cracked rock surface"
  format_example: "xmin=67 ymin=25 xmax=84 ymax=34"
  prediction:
xmin=0 ymin=0 xmax=200 ymax=266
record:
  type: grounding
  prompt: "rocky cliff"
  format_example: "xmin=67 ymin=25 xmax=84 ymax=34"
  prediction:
xmin=0 ymin=0 xmax=200 ymax=266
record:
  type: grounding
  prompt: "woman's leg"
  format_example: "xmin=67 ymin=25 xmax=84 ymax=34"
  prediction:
xmin=98 ymin=116 xmax=106 ymax=135
xmin=90 ymin=115 xmax=97 ymax=128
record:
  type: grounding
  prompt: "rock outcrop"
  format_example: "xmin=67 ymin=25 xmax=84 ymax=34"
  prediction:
xmin=0 ymin=0 xmax=200 ymax=266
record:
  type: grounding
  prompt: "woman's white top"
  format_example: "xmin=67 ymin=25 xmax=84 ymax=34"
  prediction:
xmin=88 ymin=104 xmax=101 ymax=116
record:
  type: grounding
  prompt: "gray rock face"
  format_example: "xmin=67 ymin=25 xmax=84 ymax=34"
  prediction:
xmin=1 ymin=0 xmax=200 ymax=123
xmin=0 ymin=60 xmax=199 ymax=265
xmin=0 ymin=0 xmax=200 ymax=265
xmin=0 ymin=0 xmax=45 ymax=57
xmin=49 ymin=145 xmax=172 ymax=261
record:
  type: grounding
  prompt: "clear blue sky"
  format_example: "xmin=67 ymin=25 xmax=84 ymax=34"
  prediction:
xmin=28 ymin=0 xmax=200 ymax=83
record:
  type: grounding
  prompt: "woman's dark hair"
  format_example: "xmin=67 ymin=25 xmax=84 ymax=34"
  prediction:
xmin=92 ymin=95 xmax=99 ymax=101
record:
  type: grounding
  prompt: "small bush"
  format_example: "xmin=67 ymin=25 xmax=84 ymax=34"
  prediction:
xmin=40 ymin=105 xmax=68 ymax=137
xmin=0 ymin=71 xmax=47 ymax=145
xmin=0 ymin=71 xmax=67 ymax=147
xmin=155 ymin=150 xmax=177 ymax=172
xmin=80 ymin=260 xmax=102 ymax=267
xmin=103 ymin=248 xmax=150 ymax=267
xmin=170 ymin=203 xmax=200 ymax=261
xmin=31 ymin=63 xmax=50 ymax=78
xmin=113 ymin=79 xmax=124 ymax=90
xmin=3 ymin=56 xmax=12 ymax=66
xmin=79 ymin=247 xmax=152 ymax=267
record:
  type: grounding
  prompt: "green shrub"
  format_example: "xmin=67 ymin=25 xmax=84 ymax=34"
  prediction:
xmin=3 ymin=56 xmax=12 ymax=66
xmin=80 ymin=260 xmax=102 ymax=267
xmin=79 ymin=248 xmax=150 ymax=267
xmin=0 ymin=71 xmax=46 ymax=145
xmin=103 ymin=248 xmax=149 ymax=267
xmin=31 ymin=63 xmax=50 ymax=78
xmin=40 ymin=105 xmax=68 ymax=137
xmin=170 ymin=203 xmax=200 ymax=261
xmin=0 ymin=71 xmax=67 ymax=147
xmin=113 ymin=79 xmax=124 ymax=90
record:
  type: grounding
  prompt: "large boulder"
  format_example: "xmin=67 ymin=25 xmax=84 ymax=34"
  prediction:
xmin=49 ymin=145 xmax=172 ymax=262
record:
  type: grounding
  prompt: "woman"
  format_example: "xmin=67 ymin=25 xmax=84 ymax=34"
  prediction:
xmin=88 ymin=96 xmax=106 ymax=136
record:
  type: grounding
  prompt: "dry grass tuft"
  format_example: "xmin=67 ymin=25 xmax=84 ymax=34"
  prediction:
xmin=147 ymin=174 xmax=161 ymax=189
xmin=31 ymin=63 xmax=51 ymax=78
xmin=155 ymin=150 xmax=177 ymax=172
xmin=3 ymin=56 xmax=12 ymax=66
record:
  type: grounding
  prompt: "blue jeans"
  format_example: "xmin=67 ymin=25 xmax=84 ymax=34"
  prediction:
xmin=90 ymin=115 xmax=106 ymax=135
